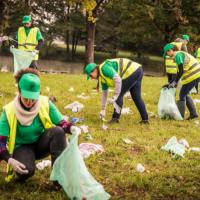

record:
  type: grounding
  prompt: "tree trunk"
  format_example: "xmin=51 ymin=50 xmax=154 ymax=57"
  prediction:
xmin=85 ymin=13 xmax=95 ymax=66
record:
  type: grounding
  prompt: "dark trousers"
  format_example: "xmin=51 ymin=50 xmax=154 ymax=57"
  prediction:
xmin=29 ymin=60 xmax=38 ymax=69
xmin=179 ymin=78 xmax=200 ymax=101
xmin=167 ymin=73 xmax=177 ymax=83
xmin=112 ymin=67 xmax=148 ymax=120
xmin=13 ymin=126 xmax=66 ymax=181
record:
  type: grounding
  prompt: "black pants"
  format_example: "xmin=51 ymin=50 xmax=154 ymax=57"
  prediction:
xmin=13 ymin=127 xmax=66 ymax=181
xmin=29 ymin=60 xmax=38 ymax=69
xmin=167 ymin=73 xmax=177 ymax=83
xmin=112 ymin=67 xmax=148 ymax=121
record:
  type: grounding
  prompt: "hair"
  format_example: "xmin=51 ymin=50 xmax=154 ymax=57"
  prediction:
xmin=172 ymin=46 xmax=178 ymax=51
xmin=14 ymin=68 xmax=40 ymax=84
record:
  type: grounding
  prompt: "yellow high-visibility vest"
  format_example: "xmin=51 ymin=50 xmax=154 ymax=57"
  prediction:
xmin=196 ymin=48 xmax=200 ymax=63
xmin=175 ymin=51 xmax=200 ymax=85
xmin=99 ymin=58 xmax=141 ymax=87
xmin=165 ymin=56 xmax=177 ymax=74
xmin=171 ymin=41 xmax=183 ymax=51
xmin=4 ymin=96 xmax=54 ymax=182
xmin=18 ymin=27 xmax=39 ymax=60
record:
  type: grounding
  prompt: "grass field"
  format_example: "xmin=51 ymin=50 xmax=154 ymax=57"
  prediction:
xmin=0 ymin=72 xmax=200 ymax=200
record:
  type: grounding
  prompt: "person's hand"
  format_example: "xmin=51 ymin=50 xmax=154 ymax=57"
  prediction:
xmin=99 ymin=109 xmax=106 ymax=120
xmin=107 ymin=96 xmax=117 ymax=104
xmin=70 ymin=126 xmax=81 ymax=135
xmin=8 ymin=158 xmax=29 ymax=175
xmin=168 ymin=81 xmax=177 ymax=88
xmin=31 ymin=50 xmax=39 ymax=57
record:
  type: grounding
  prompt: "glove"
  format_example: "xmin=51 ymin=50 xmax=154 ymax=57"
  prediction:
xmin=70 ymin=126 xmax=81 ymax=135
xmin=8 ymin=158 xmax=29 ymax=175
xmin=168 ymin=81 xmax=177 ymax=88
xmin=99 ymin=109 xmax=106 ymax=120
xmin=107 ymin=96 xmax=117 ymax=104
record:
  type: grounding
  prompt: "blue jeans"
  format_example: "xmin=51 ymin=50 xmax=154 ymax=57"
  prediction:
xmin=112 ymin=67 xmax=148 ymax=120
xmin=179 ymin=78 xmax=200 ymax=101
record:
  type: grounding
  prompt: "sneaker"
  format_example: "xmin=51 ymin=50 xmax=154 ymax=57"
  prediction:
xmin=186 ymin=115 xmax=198 ymax=120
xmin=139 ymin=120 xmax=149 ymax=124
xmin=108 ymin=118 xmax=119 ymax=124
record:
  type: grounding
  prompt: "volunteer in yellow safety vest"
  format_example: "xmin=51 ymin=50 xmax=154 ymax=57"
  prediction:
xmin=16 ymin=15 xmax=44 ymax=69
xmin=0 ymin=68 xmax=79 ymax=184
xmin=164 ymin=34 xmax=190 ymax=83
xmin=84 ymin=58 xmax=149 ymax=124
xmin=163 ymin=43 xmax=200 ymax=119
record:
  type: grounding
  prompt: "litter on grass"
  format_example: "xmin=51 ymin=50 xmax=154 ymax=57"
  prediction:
xmin=121 ymin=107 xmax=132 ymax=115
xmin=79 ymin=143 xmax=104 ymax=159
xmin=193 ymin=99 xmax=200 ymax=104
xmin=36 ymin=160 xmax=51 ymax=170
xmin=123 ymin=138 xmax=134 ymax=144
xmin=136 ymin=163 xmax=145 ymax=173
xmin=68 ymin=87 xmax=74 ymax=92
xmin=64 ymin=101 xmax=84 ymax=112
xmin=178 ymin=139 xmax=189 ymax=148
xmin=79 ymin=125 xmax=89 ymax=133
xmin=69 ymin=117 xmax=84 ymax=124
xmin=77 ymin=94 xmax=90 ymax=100
xmin=45 ymin=86 xmax=50 ymax=93
xmin=161 ymin=136 xmax=185 ymax=157
xmin=189 ymin=147 xmax=200 ymax=152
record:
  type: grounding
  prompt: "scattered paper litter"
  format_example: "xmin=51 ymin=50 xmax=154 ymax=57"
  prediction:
xmin=136 ymin=163 xmax=145 ymax=173
xmin=123 ymin=138 xmax=134 ymax=144
xmin=189 ymin=147 xmax=200 ymax=152
xmin=102 ymin=124 xmax=108 ymax=130
xmin=68 ymin=87 xmax=74 ymax=92
xmin=194 ymin=120 xmax=199 ymax=126
xmin=124 ymin=92 xmax=131 ymax=98
xmin=64 ymin=101 xmax=84 ymax=112
xmin=193 ymin=99 xmax=200 ymax=104
xmin=79 ymin=143 xmax=104 ymax=159
xmin=178 ymin=139 xmax=189 ymax=148
xmin=36 ymin=160 xmax=51 ymax=170
xmin=121 ymin=107 xmax=132 ymax=115
xmin=77 ymin=94 xmax=90 ymax=100
xmin=79 ymin=125 xmax=89 ymax=133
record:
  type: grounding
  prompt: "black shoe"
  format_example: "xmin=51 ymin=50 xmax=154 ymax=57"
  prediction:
xmin=186 ymin=115 xmax=198 ymax=120
xmin=108 ymin=118 xmax=119 ymax=124
xmin=139 ymin=120 xmax=149 ymax=124
xmin=53 ymin=181 xmax=62 ymax=190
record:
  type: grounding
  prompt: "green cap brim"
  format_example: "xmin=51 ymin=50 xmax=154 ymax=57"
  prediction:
xmin=23 ymin=20 xmax=31 ymax=24
xmin=21 ymin=90 xmax=40 ymax=100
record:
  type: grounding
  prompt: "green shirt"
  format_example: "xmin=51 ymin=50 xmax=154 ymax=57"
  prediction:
xmin=0 ymin=101 xmax=63 ymax=149
xmin=16 ymin=27 xmax=43 ymax=41
xmin=101 ymin=61 xmax=118 ymax=90
xmin=175 ymin=52 xmax=185 ymax=65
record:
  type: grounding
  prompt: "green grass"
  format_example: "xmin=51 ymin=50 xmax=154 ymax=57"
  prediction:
xmin=0 ymin=72 xmax=200 ymax=200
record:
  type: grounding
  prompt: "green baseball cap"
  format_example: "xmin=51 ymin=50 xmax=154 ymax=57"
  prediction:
xmin=182 ymin=34 xmax=190 ymax=41
xmin=163 ymin=43 xmax=174 ymax=57
xmin=22 ymin=15 xmax=32 ymax=24
xmin=19 ymin=73 xmax=40 ymax=100
xmin=84 ymin=63 xmax=97 ymax=80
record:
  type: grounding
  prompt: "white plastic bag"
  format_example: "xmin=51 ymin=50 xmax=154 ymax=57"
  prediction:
xmin=158 ymin=88 xmax=183 ymax=120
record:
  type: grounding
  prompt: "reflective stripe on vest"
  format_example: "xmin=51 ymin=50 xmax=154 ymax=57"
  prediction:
xmin=175 ymin=51 xmax=200 ymax=85
xmin=99 ymin=58 xmax=141 ymax=87
xmin=4 ymin=96 xmax=54 ymax=182
xmin=165 ymin=56 xmax=177 ymax=74
xmin=197 ymin=48 xmax=200 ymax=63
xmin=18 ymin=27 xmax=39 ymax=60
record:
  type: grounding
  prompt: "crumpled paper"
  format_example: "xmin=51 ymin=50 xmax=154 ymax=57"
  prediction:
xmin=64 ymin=101 xmax=84 ymax=112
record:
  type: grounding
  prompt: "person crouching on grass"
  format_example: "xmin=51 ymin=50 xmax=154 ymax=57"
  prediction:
xmin=0 ymin=68 xmax=78 ymax=184
xmin=84 ymin=58 xmax=149 ymax=124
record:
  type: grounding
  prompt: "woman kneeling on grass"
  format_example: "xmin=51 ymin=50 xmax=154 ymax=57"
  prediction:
xmin=0 ymin=68 xmax=77 ymax=184
xmin=84 ymin=58 xmax=149 ymax=124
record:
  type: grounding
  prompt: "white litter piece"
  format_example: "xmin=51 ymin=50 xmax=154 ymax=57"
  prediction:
xmin=68 ymin=87 xmax=74 ymax=92
xmin=124 ymin=92 xmax=131 ymax=98
xmin=136 ymin=163 xmax=145 ymax=173
xmin=149 ymin=111 xmax=156 ymax=117
xmin=77 ymin=94 xmax=90 ymax=100
xmin=121 ymin=107 xmax=132 ymax=115
xmin=123 ymin=138 xmax=134 ymax=144
xmin=189 ymin=147 xmax=200 ymax=152
xmin=194 ymin=120 xmax=199 ymax=126
xmin=45 ymin=86 xmax=50 ymax=93
xmin=64 ymin=101 xmax=84 ymax=112
xmin=63 ymin=115 xmax=69 ymax=121
xmin=79 ymin=125 xmax=89 ymax=133
xmin=79 ymin=143 xmax=104 ymax=159
xmin=178 ymin=139 xmax=189 ymax=148
xmin=1 ymin=65 xmax=8 ymax=72
xmin=193 ymin=99 xmax=200 ymax=104
xmin=102 ymin=124 xmax=108 ymax=130
xmin=36 ymin=160 xmax=51 ymax=170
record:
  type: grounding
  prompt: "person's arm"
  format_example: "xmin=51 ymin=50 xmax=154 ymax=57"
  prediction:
xmin=101 ymin=89 xmax=108 ymax=110
xmin=175 ymin=64 xmax=184 ymax=83
xmin=49 ymin=100 xmax=72 ymax=134
xmin=113 ymin=74 xmax=122 ymax=100
xmin=35 ymin=29 xmax=44 ymax=50
xmin=0 ymin=136 xmax=10 ymax=162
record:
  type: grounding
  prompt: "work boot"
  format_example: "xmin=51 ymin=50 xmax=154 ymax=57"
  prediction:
xmin=177 ymin=100 xmax=185 ymax=118
xmin=139 ymin=119 xmax=149 ymax=124
xmin=108 ymin=118 xmax=119 ymax=124
xmin=186 ymin=96 xmax=198 ymax=120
